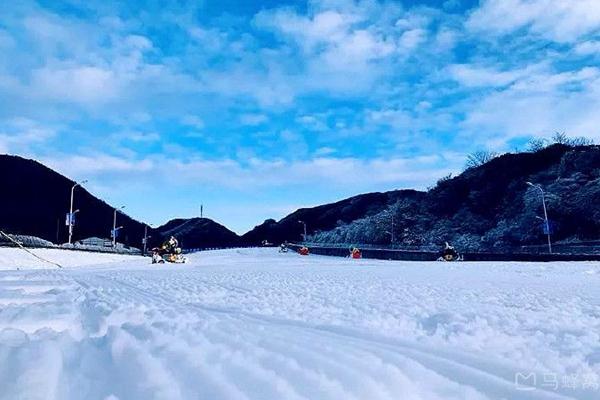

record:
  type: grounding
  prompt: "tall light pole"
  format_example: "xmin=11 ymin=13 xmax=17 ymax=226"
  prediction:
xmin=526 ymin=182 xmax=552 ymax=253
xmin=384 ymin=211 xmax=395 ymax=247
xmin=298 ymin=220 xmax=307 ymax=242
xmin=391 ymin=213 xmax=395 ymax=246
xmin=142 ymin=224 xmax=151 ymax=255
xmin=68 ymin=179 xmax=87 ymax=244
xmin=112 ymin=205 xmax=125 ymax=247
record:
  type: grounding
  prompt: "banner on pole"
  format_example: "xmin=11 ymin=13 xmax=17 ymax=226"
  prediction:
xmin=111 ymin=227 xmax=122 ymax=239
xmin=540 ymin=220 xmax=555 ymax=235
xmin=65 ymin=212 xmax=76 ymax=226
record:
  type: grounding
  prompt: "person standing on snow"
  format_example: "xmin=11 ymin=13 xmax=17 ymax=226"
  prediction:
xmin=161 ymin=236 xmax=179 ymax=254
xmin=440 ymin=242 xmax=459 ymax=261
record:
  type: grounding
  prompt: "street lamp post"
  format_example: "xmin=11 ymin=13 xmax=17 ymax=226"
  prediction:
xmin=383 ymin=211 xmax=395 ymax=247
xmin=526 ymin=182 xmax=552 ymax=253
xmin=390 ymin=213 xmax=395 ymax=246
xmin=142 ymin=224 xmax=151 ymax=255
xmin=112 ymin=206 xmax=125 ymax=247
xmin=68 ymin=179 xmax=87 ymax=244
xmin=298 ymin=220 xmax=307 ymax=242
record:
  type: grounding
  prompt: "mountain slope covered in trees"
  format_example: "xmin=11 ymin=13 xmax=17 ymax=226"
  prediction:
xmin=308 ymin=144 xmax=600 ymax=250
xmin=241 ymin=190 xmax=423 ymax=245
xmin=246 ymin=144 xmax=600 ymax=251
xmin=2 ymin=142 xmax=599 ymax=252
xmin=0 ymin=155 xmax=148 ymax=247
xmin=154 ymin=217 xmax=241 ymax=249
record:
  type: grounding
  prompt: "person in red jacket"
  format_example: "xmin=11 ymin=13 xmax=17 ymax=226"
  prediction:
xmin=350 ymin=247 xmax=362 ymax=259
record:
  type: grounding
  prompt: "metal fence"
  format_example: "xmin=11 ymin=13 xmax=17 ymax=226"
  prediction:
xmin=300 ymin=241 xmax=600 ymax=256
xmin=0 ymin=232 xmax=142 ymax=255
xmin=288 ymin=243 xmax=600 ymax=262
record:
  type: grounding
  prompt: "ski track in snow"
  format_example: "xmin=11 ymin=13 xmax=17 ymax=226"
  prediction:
xmin=0 ymin=248 xmax=599 ymax=400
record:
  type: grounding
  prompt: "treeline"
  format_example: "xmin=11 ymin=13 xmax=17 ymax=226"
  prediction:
xmin=309 ymin=138 xmax=600 ymax=251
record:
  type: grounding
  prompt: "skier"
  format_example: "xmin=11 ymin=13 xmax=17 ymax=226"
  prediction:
xmin=350 ymin=247 xmax=362 ymax=259
xmin=298 ymin=246 xmax=309 ymax=256
xmin=152 ymin=236 xmax=186 ymax=264
xmin=162 ymin=236 xmax=179 ymax=253
xmin=279 ymin=242 xmax=288 ymax=253
xmin=438 ymin=242 xmax=460 ymax=261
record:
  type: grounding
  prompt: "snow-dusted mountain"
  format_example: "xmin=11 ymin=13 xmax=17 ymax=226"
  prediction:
xmin=0 ymin=155 xmax=147 ymax=247
xmin=154 ymin=217 xmax=241 ymax=249
xmin=3 ymin=143 xmax=600 ymax=252
xmin=245 ymin=144 xmax=600 ymax=251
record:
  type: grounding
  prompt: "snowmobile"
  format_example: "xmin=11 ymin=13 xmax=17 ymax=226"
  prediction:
xmin=151 ymin=247 xmax=187 ymax=264
xmin=437 ymin=242 xmax=462 ymax=262
xmin=298 ymin=246 xmax=310 ymax=256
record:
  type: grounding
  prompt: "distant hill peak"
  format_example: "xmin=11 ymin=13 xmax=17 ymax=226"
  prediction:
xmin=155 ymin=217 xmax=240 ymax=249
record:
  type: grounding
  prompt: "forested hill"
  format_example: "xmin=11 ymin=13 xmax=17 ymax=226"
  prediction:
xmin=3 ymin=143 xmax=599 ymax=252
xmin=244 ymin=144 xmax=600 ymax=251
xmin=154 ymin=217 xmax=241 ymax=249
xmin=0 ymin=155 xmax=147 ymax=247
xmin=241 ymin=190 xmax=424 ymax=245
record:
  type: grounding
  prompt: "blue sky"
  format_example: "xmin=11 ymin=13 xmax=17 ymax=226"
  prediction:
xmin=1 ymin=0 xmax=599 ymax=233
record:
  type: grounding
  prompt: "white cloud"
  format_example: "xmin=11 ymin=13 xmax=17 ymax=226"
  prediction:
xmin=2 ymin=0 xmax=598 ymax=200
xmin=0 ymin=118 xmax=58 ymax=153
xmin=574 ymin=40 xmax=600 ymax=56
xmin=447 ymin=63 xmax=545 ymax=88
xmin=315 ymin=146 xmax=336 ymax=156
xmin=123 ymin=35 xmax=153 ymax=51
xmin=467 ymin=0 xmax=600 ymax=43
xmin=31 ymin=65 xmax=120 ymax=104
xmin=44 ymin=153 xmax=155 ymax=176
xmin=252 ymin=5 xmax=402 ymax=97
xmin=296 ymin=114 xmax=328 ymax=131
xmin=460 ymin=67 xmax=600 ymax=144
xmin=119 ymin=130 xmax=161 ymax=143
xmin=433 ymin=28 xmax=458 ymax=51
xmin=255 ymin=10 xmax=357 ymax=51
xmin=181 ymin=115 xmax=205 ymax=129
xmin=398 ymin=29 xmax=426 ymax=52
xmin=368 ymin=109 xmax=413 ymax=128
xmin=395 ymin=13 xmax=430 ymax=30
xmin=41 ymin=151 xmax=457 ymax=193
xmin=239 ymin=113 xmax=268 ymax=126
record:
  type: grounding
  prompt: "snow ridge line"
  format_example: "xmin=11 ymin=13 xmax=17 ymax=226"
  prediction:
xmin=186 ymin=304 xmax=574 ymax=400
xmin=78 ymin=272 xmax=575 ymax=400
xmin=0 ymin=231 xmax=63 ymax=269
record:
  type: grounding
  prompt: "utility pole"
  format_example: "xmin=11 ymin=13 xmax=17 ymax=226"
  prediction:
xmin=68 ymin=179 xmax=87 ymax=244
xmin=391 ymin=213 xmax=395 ymax=246
xmin=384 ymin=211 xmax=395 ymax=247
xmin=526 ymin=182 xmax=552 ymax=253
xmin=112 ymin=205 xmax=125 ymax=247
xmin=142 ymin=224 xmax=150 ymax=255
xmin=298 ymin=220 xmax=307 ymax=242
xmin=200 ymin=204 xmax=203 ymax=218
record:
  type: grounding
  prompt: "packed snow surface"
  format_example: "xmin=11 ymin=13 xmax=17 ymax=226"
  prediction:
xmin=0 ymin=248 xmax=599 ymax=400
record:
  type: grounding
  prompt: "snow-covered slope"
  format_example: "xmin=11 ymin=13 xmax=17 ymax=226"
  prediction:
xmin=0 ymin=248 xmax=145 ymax=270
xmin=0 ymin=248 xmax=599 ymax=399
